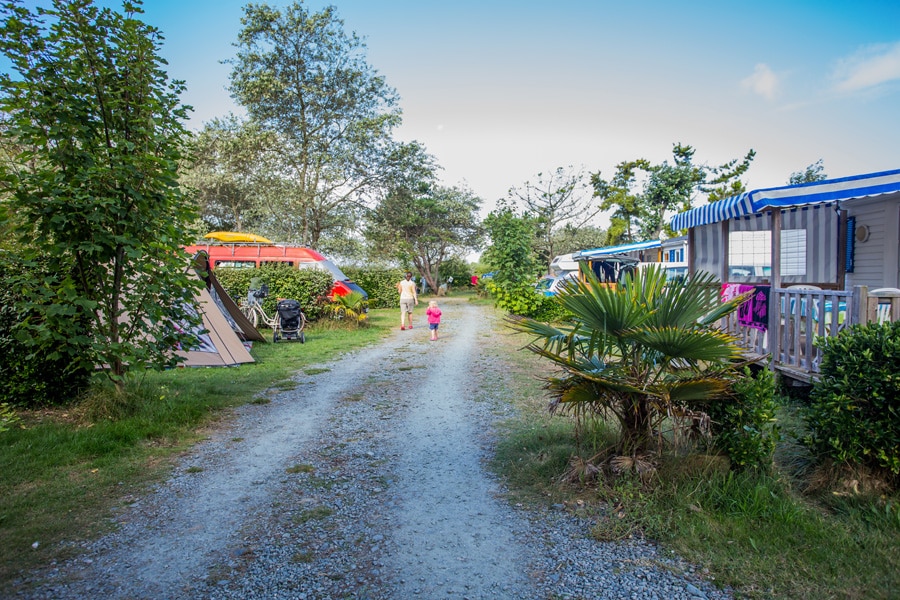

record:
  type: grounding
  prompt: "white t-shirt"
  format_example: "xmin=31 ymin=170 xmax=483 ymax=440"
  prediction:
xmin=398 ymin=279 xmax=417 ymax=300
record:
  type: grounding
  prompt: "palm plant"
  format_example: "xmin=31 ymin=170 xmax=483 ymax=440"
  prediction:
xmin=327 ymin=291 xmax=368 ymax=326
xmin=509 ymin=265 xmax=751 ymax=456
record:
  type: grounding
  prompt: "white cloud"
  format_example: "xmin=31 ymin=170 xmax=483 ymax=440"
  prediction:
xmin=741 ymin=63 xmax=780 ymax=101
xmin=832 ymin=41 xmax=900 ymax=93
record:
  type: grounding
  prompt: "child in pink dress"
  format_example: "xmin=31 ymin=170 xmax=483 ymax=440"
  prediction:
xmin=426 ymin=300 xmax=442 ymax=341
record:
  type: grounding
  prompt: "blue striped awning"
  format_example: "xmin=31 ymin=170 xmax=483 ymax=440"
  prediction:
xmin=573 ymin=239 xmax=660 ymax=261
xmin=670 ymin=168 xmax=900 ymax=230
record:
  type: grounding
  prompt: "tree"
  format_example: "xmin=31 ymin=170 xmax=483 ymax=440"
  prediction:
xmin=366 ymin=183 xmax=482 ymax=292
xmin=508 ymin=166 xmax=596 ymax=269
xmin=481 ymin=200 xmax=541 ymax=287
xmin=591 ymin=159 xmax=650 ymax=245
xmin=228 ymin=2 xmax=410 ymax=249
xmin=592 ymin=144 xmax=756 ymax=243
xmin=0 ymin=0 xmax=202 ymax=390
xmin=789 ymin=159 xmax=826 ymax=185
xmin=183 ymin=115 xmax=279 ymax=233
xmin=510 ymin=266 xmax=749 ymax=455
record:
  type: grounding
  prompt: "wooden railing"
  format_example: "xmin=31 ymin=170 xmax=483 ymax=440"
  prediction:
xmin=721 ymin=285 xmax=899 ymax=380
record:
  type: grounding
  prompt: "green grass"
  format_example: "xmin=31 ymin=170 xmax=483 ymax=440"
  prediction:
xmin=0 ymin=308 xmax=393 ymax=587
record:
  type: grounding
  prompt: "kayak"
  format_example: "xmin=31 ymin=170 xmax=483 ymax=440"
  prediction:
xmin=203 ymin=231 xmax=274 ymax=244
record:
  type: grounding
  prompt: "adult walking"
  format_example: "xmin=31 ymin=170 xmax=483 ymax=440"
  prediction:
xmin=397 ymin=271 xmax=418 ymax=330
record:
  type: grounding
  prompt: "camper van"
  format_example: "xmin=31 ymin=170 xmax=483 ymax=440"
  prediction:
xmin=185 ymin=233 xmax=368 ymax=300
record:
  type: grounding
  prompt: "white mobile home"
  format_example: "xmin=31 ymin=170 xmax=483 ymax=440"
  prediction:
xmin=670 ymin=168 xmax=900 ymax=380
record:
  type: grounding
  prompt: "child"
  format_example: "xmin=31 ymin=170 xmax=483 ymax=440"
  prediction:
xmin=426 ymin=300 xmax=442 ymax=341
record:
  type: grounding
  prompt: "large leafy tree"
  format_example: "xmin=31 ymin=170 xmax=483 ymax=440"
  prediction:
xmin=366 ymin=183 xmax=482 ymax=291
xmin=510 ymin=266 xmax=749 ymax=455
xmin=0 ymin=0 xmax=201 ymax=390
xmin=228 ymin=2 xmax=410 ymax=249
xmin=183 ymin=115 xmax=279 ymax=233
xmin=592 ymin=144 xmax=756 ymax=243
xmin=508 ymin=165 xmax=597 ymax=269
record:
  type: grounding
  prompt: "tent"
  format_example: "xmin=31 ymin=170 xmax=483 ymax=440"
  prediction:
xmin=175 ymin=251 xmax=265 ymax=367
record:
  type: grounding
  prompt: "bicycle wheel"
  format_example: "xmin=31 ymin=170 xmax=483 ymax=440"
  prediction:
xmin=241 ymin=305 xmax=259 ymax=328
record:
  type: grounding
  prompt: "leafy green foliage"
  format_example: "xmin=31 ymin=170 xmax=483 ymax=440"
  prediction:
xmin=702 ymin=366 xmax=779 ymax=470
xmin=804 ymin=321 xmax=900 ymax=477
xmin=486 ymin=281 xmax=545 ymax=317
xmin=229 ymin=2 xmax=412 ymax=248
xmin=0 ymin=256 xmax=91 ymax=407
xmin=342 ymin=267 xmax=404 ymax=309
xmin=0 ymin=0 xmax=201 ymax=389
xmin=591 ymin=143 xmax=755 ymax=242
xmin=366 ymin=183 xmax=482 ymax=292
xmin=0 ymin=402 xmax=20 ymax=433
xmin=214 ymin=265 xmax=333 ymax=321
xmin=482 ymin=202 xmax=541 ymax=286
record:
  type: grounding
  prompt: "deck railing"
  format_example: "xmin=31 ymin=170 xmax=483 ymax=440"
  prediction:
xmin=721 ymin=285 xmax=899 ymax=380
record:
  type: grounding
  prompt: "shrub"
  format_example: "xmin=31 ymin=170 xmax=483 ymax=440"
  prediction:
xmin=214 ymin=265 xmax=333 ymax=321
xmin=486 ymin=280 xmax=547 ymax=317
xmin=0 ymin=257 xmax=90 ymax=407
xmin=342 ymin=267 xmax=405 ymax=309
xmin=703 ymin=366 xmax=779 ymax=471
xmin=803 ymin=321 xmax=900 ymax=477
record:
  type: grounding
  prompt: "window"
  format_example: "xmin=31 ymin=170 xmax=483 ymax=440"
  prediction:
xmin=727 ymin=229 xmax=806 ymax=276
xmin=215 ymin=260 xmax=257 ymax=269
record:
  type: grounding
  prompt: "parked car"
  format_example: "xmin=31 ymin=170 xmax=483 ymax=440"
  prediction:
xmin=535 ymin=272 xmax=579 ymax=296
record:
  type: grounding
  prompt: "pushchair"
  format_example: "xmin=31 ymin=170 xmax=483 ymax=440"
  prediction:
xmin=273 ymin=299 xmax=306 ymax=343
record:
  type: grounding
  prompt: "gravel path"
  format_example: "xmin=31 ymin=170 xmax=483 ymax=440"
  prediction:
xmin=17 ymin=297 xmax=732 ymax=599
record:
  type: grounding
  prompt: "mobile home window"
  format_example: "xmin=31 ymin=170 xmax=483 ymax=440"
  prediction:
xmin=727 ymin=230 xmax=806 ymax=276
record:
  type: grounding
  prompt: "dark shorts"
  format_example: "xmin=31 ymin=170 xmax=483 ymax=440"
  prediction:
xmin=429 ymin=323 xmax=439 ymax=330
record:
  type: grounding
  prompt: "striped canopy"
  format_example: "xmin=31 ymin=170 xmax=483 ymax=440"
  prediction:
xmin=573 ymin=239 xmax=661 ymax=261
xmin=670 ymin=168 xmax=900 ymax=231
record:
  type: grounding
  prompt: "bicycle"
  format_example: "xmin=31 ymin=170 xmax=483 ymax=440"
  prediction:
xmin=239 ymin=286 xmax=277 ymax=329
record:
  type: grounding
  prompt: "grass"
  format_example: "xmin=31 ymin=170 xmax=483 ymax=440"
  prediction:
xmin=487 ymin=314 xmax=900 ymax=600
xmin=0 ymin=308 xmax=394 ymax=587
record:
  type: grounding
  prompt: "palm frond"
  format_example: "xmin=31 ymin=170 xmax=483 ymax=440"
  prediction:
xmin=630 ymin=326 xmax=743 ymax=363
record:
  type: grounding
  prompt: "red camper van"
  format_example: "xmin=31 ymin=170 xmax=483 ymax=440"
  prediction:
xmin=185 ymin=232 xmax=368 ymax=301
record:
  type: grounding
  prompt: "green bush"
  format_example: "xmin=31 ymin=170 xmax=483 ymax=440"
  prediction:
xmin=703 ymin=366 xmax=779 ymax=471
xmin=214 ymin=265 xmax=333 ymax=321
xmin=804 ymin=321 xmax=900 ymax=476
xmin=342 ymin=267 xmax=405 ymax=309
xmin=486 ymin=280 xmax=547 ymax=317
xmin=0 ymin=258 xmax=91 ymax=407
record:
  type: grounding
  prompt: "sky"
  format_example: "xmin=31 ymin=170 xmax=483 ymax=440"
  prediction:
xmin=16 ymin=1 xmax=900 ymax=220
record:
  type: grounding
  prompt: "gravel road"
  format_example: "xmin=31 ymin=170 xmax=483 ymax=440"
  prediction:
xmin=16 ymin=297 xmax=732 ymax=600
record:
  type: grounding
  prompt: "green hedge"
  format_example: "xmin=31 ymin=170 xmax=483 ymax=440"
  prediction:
xmin=804 ymin=321 xmax=900 ymax=477
xmin=342 ymin=267 xmax=405 ymax=309
xmin=0 ymin=258 xmax=90 ymax=408
xmin=214 ymin=265 xmax=334 ymax=321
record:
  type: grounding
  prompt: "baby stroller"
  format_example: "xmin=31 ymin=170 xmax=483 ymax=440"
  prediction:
xmin=273 ymin=298 xmax=306 ymax=343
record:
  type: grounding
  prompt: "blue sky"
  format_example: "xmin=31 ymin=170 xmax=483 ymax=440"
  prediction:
xmin=22 ymin=1 xmax=900 ymax=214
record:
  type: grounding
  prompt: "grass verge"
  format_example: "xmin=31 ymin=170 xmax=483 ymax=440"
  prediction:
xmin=0 ymin=308 xmax=393 ymax=586
xmin=487 ymin=313 xmax=900 ymax=600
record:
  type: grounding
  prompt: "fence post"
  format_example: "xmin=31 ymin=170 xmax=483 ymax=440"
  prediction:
xmin=851 ymin=285 xmax=867 ymax=325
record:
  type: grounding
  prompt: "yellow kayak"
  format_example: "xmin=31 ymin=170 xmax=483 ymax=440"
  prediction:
xmin=203 ymin=231 xmax=274 ymax=244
